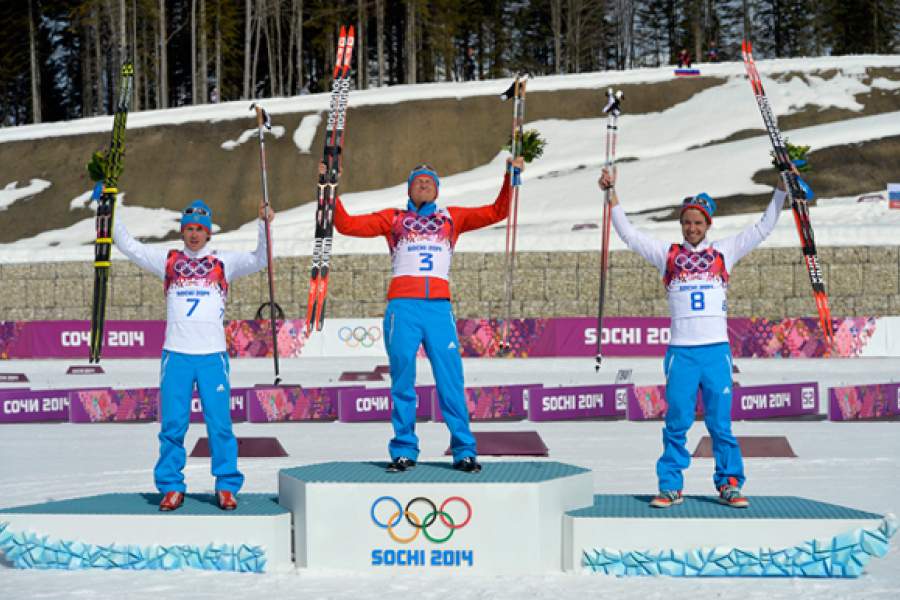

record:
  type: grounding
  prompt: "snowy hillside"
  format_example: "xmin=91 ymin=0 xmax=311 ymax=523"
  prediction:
xmin=1 ymin=55 xmax=899 ymax=263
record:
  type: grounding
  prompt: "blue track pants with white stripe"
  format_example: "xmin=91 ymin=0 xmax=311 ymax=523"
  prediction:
xmin=657 ymin=342 xmax=745 ymax=492
xmin=154 ymin=350 xmax=244 ymax=493
xmin=383 ymin=298 xmax=476 ymax=462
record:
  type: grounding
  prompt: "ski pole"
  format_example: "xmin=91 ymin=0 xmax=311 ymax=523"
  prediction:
xmin=596 ymin=88 xmax=623 ymax=371
xmin=499 ymin=73 xmax=528 ymax=353
xmin=251 ymin=102 xmax=282 ymax=385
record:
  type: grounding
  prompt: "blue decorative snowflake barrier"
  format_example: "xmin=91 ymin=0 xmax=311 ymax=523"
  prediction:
xmin=583 ymin=515 xmax=897 ymax=577
xmin=0 ymin=521 xmax=266 ymax=572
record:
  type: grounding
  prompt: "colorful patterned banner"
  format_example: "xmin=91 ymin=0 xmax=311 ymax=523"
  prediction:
xmin=337 ymin=386 xmax=434 ymax=422
xmin=246 ymin=386 xmax=339 ymax=422
xmin=69 ymin=388 xmax=155 ymax=423
xmin=432 ymin=385 xmax=533 ymax=422
xmin=829 ymin=384 xmax=900 ymax=421
xmin=0 ymin=316 xmax=891 ymax=359
xmin=0 ymin=389 xmax=70 ymax=423
xmin=527 ymin=384 xmax=629 ymax=421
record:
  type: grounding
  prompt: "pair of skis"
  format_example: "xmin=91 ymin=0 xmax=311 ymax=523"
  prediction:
xmin=741 ymin=40 xmax=834 ymax=346
xmin=595 ymin=88 xmax=623 ymax=370
xmin=304 ymin=25 xmax=355 ymax=334
xmin=89 ymin=63 xmax=134 ymax=363
xmin=499 ymin=73 xmax=528 ymax=352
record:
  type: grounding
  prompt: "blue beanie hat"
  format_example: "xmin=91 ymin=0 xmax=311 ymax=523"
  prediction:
xmin=181 ymin=199 xmax=213 ymax=234
xmin=407 ymin=164 xmax=440 ymax=198
xmin=680 ymin=192 xmax=716 ymax=223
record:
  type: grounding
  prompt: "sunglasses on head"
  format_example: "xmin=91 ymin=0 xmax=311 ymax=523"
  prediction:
xmin=183 ymin=207 xmax=210 ymax=216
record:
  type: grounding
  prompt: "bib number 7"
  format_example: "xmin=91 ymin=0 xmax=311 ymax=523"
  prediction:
xmin=186 ymin=298 xmax=200 ymax=317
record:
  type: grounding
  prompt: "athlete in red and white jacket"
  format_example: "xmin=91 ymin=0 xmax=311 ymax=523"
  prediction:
xmin=330 ymin=157 xmax=524 ymax=473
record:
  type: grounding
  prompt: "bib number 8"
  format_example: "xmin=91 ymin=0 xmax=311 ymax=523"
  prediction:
xmin=690 ymin=291 xmax=705 ymax=311
xmin=418 ymin=252 xmax=434 ymax=272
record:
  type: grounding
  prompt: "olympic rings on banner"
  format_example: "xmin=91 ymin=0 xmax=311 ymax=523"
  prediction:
xmin=370 ymin=495 xmax=473 ymax=544
xmin=174 ymin=258 xmax=214 ymax=278
xmin=402 ymin=215 xmax=445 ymax=234
xmin=338 ymin=325 xmax=383 ymax=348
xmin=674 ymin=252 xmax=712 ymax=272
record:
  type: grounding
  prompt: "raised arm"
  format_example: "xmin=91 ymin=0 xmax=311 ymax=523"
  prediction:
xmin=221 ymin=219 xmax=269 ymax=281
xmin=601 ymin=170 xmax=670 ymax=272
xmin=716 ymin=188 xmax=787 ymax=270
xmin=113 ymin=220 xmax=168 ymax=279
xmin=450 ymin=170 xmax=512 ymax=234
xmin=333 ymin=197 xmax=394 ymax=237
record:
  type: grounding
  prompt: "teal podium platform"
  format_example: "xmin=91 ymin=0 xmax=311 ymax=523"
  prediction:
xmin=0 ymin=493 xmax=291 ymax=572
xmin=278 ymin=460 xmax=593 ymax=574
xmin=565 ymin=494 xmax=897 ymax=577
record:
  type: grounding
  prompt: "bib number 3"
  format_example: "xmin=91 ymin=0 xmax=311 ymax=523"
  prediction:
xmin=418 ymin=252 xmax=434 ymax=272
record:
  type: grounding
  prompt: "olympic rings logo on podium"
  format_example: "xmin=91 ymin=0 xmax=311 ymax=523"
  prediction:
xmin=370 ymin=496 xmax=473 ymax=544
xmin=338 ymin=326 xmax=383 ymax=348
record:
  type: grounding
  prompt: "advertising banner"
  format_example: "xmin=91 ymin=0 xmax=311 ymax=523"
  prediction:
xmin=433 ymin=385 xmax=533 ymax=422
xmin=829 ymin=383 xmax=900 ymax=421
xmin=338 ymin=386 xmax=434 ymax=422
xmin=627 ymin=382 xmax=820 ymax=421
xmin=0 ymin=315 xmax=892 ymax=359
xmin=732 ymin=382 xmax=820 ymax=420
xmin=25 ymin=321 xmax=165 ymax=359
xmin=188 ymin=388 xmax=249 ymax=423
xmin=0 ymin=388 xmax=70 ymax=423
xmin=527 ymin=384 xmax=629 ymax=421
xmin=247 ymin=386 xmax=339 ymax=422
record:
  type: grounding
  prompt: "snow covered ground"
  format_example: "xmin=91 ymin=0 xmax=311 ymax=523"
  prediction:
xmin=2 ymin=55 xmax=900 ymax=262
xmin=1 ymin=357 xmax=899 ymax=598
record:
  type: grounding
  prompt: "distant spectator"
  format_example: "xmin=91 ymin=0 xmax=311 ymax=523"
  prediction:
xmin=463 ymin=47 xmax=477 ymax=82
xmin=707 ymin=42 xmax=719 ymax=63
xmin=677 ymin=48 xmax=692 ymax=68
xmin=210 ymin=86 xmax=219 ymax=103
xmin=300 ymin=81 xmax=311 ymax=95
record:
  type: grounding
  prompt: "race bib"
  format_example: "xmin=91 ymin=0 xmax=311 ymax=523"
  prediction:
xmin=390 ymin=211 xmax=454 ymax=280
xmin=668 ymin=283 xmax=727 ymax=319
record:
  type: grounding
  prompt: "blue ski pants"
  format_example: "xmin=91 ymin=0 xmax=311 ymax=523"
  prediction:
xmin=656 ymin=343 xmax=745 ymax=492
xmin=154 ymin=350 xmax=244 ymax=494
xmin=383 ymin=298 xmax=476 ymax=462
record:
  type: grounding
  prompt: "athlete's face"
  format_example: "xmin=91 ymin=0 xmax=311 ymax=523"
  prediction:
xmin=409 ymin=175 xmax=437 ymax=206
xmin=680 ymin=209 xmax=709 ymax=246
xmin=182 ymin=224 xmax=210 ymax=252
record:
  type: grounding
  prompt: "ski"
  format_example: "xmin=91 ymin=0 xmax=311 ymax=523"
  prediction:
xmin=251 ymin=102 xmax=282 ymax=384
xmin=596 ymin=88 xmax=623 ymax=371
xmin=88 ymin=62 xmax=135 ymax=363
xmin=499 ymin=73 xmax=528 ymax=353
xmin=741 ymin=40 xmax=835 ymax=347
xmin=305 ymin=25 xmax=355 ymax=334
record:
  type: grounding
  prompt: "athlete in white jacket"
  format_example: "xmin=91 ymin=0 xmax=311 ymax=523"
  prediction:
xmin=114 ymin=199 xmax=272 ymax=511
xmin=600 ymin=168 xmax=788 ymax=508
